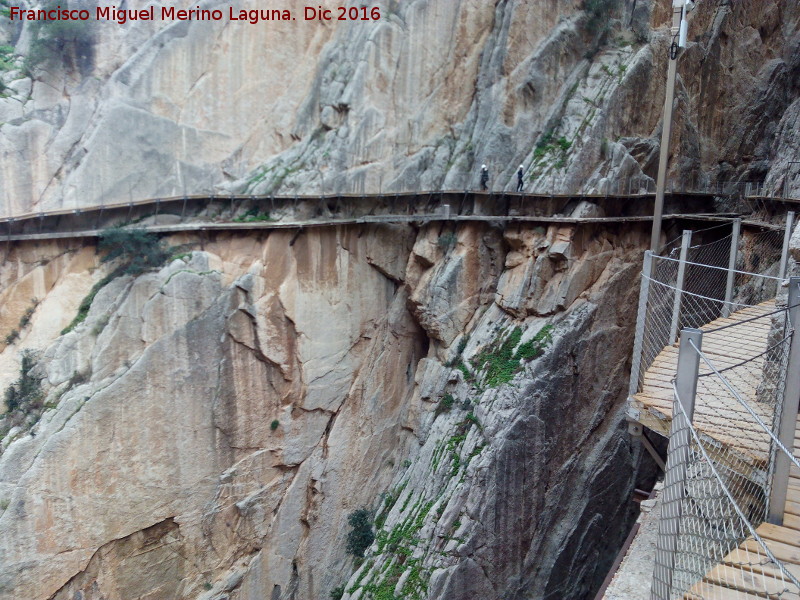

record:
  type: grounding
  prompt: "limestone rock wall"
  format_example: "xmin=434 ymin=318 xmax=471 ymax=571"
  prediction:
xmin=0 ymin=217 xmax=652 ymax=600
xmin=1 ymin=0 xmax=798 ymax=214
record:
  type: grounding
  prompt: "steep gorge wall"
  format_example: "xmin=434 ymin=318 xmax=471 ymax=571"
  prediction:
xmin=0 ymin=218 xmax=652 ymax=600
xmin=1 ymin=0 xmax=798 ymax=214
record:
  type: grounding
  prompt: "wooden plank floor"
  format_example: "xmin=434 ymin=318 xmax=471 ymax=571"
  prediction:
xmin=632 ymin=299 xmax=800 ymax=598
xmin=633 ymin=300 xmax=778 ymax=464
xmin=684 ymin=412 xmax=800 ymax=599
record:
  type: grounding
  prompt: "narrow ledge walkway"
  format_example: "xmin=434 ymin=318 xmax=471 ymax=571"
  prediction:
xmin=629 ymin=300 xmax=800 ymax=600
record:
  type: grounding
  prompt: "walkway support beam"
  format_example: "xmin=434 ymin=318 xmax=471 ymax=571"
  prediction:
xmin=768 ymin=277 xmax=800 ymax=525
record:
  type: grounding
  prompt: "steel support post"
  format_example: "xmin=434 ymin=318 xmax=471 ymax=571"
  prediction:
xmin=669 ymin=230 xmax=693 ymax=344
xmin=779 ymin=211 xmax=795 ymax=281
xmin=652 ymin=328 xmax=702 ymax=600
xmin=722 ymin=218 xmax=741 ymax=318
xmin=768 ymin=277 xmax=800 ymax=525
xmin=629 ymin=251 xmax=654 ymax=397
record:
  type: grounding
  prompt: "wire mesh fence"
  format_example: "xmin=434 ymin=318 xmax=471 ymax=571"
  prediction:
xmin=652 ymin=326 xmax=800 ymax=600
xmin=629 ymin=218 xmax=790 ymax=397
xmin=628 ymin=209 xmax=800 ymax=598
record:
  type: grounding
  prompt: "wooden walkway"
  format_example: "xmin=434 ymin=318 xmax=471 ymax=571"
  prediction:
xmin=632 ymin=300 xmax=800 ymax=599
xmin=633 ymin=301 xmax=778 ymax=465
xmin=0 ymin=188 xmax=788 ymax=243
xmin=684 ymin=416 xmax=800 ymax=600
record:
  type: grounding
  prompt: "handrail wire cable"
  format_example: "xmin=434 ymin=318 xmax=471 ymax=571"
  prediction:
xmin=688 ymin=338 xmax=800 ymax=472
xmin=672 ymin=388 xmax=800 ymax=592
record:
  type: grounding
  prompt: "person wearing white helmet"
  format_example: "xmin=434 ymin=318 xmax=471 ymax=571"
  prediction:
xmin=516 ymin=165 xmax=524 ymax=192
xmin=480 ymin=164 xmax=489 ymax=191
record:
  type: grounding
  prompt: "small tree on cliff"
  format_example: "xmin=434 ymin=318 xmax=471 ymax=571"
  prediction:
xmin=24 ymin=1 xmax=96 ymax=77
xmin=346 ymin=508 xmax=375 ymax=558
xmin=98 ymin=228 xmax=171 ymax=276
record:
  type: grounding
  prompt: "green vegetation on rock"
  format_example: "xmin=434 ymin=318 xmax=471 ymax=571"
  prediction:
xmin=3 ymin=350 xmax=41 ymax=413
xmin=23 ymin=2 xmax=95 ymax=76
xmin=62 ymin=229 xmax=173 ymax=335
xmin=99 ymin=228 xmax=171 ymax=276
xmin=471 ymin=325 xmax=553 ymax=388
xmin=346 ymin=508 xmax=375 ymax=558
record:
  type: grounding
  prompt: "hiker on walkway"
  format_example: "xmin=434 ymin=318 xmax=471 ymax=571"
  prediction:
xmin=480 ymin=165 xmax=489 ymax=191
xmin=516 ymin=165 xmax=524 ymax=192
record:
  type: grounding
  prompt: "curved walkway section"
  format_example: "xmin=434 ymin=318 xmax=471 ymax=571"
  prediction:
xmin=627 ymin=236 xmax=800 ymax=599
xmin=632 ymin=300 xmax=778 ymax=465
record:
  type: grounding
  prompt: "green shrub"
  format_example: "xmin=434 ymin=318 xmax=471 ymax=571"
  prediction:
xmin=0 ymin=44 xmax=15 ymax=73
xmin=435 ymin=393 xmax=455 ymax=415
xmin=583 ymin=0 xmax=617 ymax=35
xmin=234 ymin=208 xmax=273 ymax=223
xmin=346 ymin=508 xmax=375 ymax=558
xmin=330 ymin=585 xmax=345 ymax=600
xmin=437 ymin=232 xmax=458 ymax=250
xmin=517 ymin=325 xmax=554 ymax=360
xmin=24 ymin=3 xmax=95 ymax=76
xmin=471 ymin=325 xmax=554 ymax=388
xmin=4 ymin=350 xmax=42 ymax=413
xmin=270 ymin=419 xmax=280 ymax=431
xmin=99 ymin=228 xmax=171 ymax=276
xmin=18 ymin=298 xmax=39 ymax=330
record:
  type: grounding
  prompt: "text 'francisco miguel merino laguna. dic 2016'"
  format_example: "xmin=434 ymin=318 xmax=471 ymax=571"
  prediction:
xmin=8 ymin=5 xmax=384 ymax=24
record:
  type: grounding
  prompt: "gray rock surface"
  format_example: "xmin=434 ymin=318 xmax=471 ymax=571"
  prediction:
xmin=0 ymin=222 xmax=653 ymax=599
xmin=1 ymin=1 xmax=798 ymax=213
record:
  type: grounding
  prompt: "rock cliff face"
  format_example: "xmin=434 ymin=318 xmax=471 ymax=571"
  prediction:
xmin=0 ymin=219 xmax=652 ymax=599
xmin=0 ymin=0 xmax=798 ymax=214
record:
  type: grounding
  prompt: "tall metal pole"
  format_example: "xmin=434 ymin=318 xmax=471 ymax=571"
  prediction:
xmin=722 ymin=218 xmax=741 ymax=318
xmin=650 ymin=2 xmax=686 ymax=252
xmin=768 ymin=277 xmax=800 ymax=525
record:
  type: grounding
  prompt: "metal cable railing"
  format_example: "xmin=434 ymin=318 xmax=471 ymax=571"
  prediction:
xmin=652 ymin=324 xmax=800 ymax=599
xmin=629 ymin=215 xmax=792 ymax=399
xmin=627 ymin=214 xmax=800 ymax=599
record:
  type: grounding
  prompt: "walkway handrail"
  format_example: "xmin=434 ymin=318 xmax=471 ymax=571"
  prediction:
xmin=654 ymin=386 xmax=800 ymax=599
xmin=628 ymin=214 xmax=794 ymax=399
xmin=634 ymin=213 xmax=800 ymax=598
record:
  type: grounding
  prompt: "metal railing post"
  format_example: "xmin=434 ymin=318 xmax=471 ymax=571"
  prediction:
xmin=768 ymin=277 xmax=800 ymax=525
xmin=675 ymin=329 xmax=702 ymax=421
xmin=629 ymin=251 xmax=654 ymax=397
xmin=669 ymin=230 xmax=693 ymax=344
xmin=779 ymin=211 xmax=795 ymax=280
xmin=722 ymin=218 xmax=741 ymax=318
xmin=653 ymin=328 xmax=702 ymax=600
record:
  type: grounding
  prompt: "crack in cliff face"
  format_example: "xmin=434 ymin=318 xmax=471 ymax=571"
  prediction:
xmin=46 ymin=517 xmax=182 ymax=600
xmin=0 ymin=224 xmax=662 ymax=600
